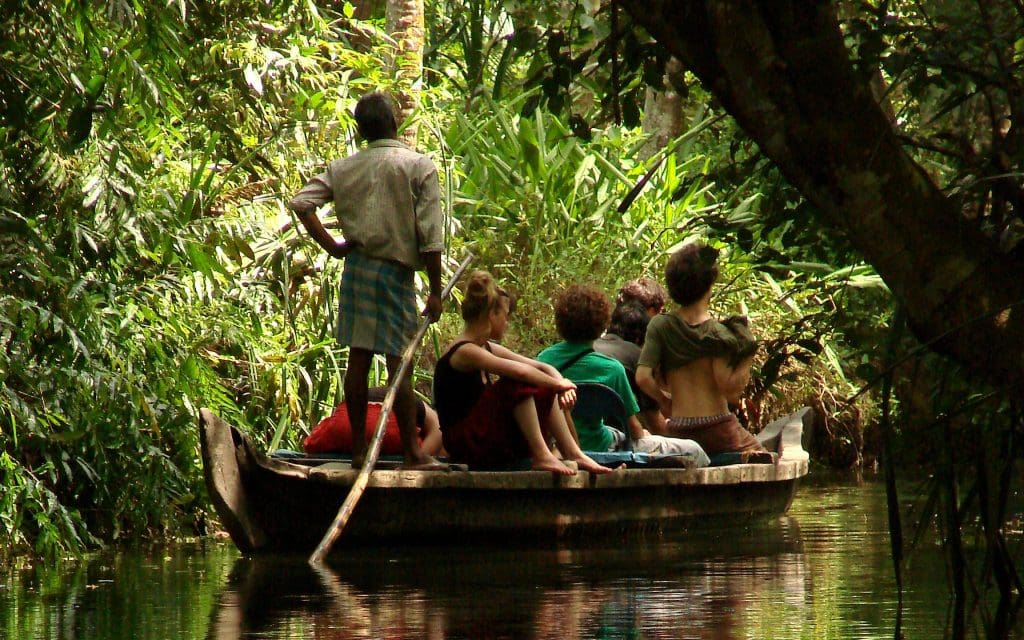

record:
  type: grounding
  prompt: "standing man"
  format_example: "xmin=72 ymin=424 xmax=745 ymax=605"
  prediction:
xmin=288 ymin=91 xmax=445 ymax=470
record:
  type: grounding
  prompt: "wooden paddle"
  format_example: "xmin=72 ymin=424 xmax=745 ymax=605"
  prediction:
xmin=309 ymin=252 xmax=473 ymax=565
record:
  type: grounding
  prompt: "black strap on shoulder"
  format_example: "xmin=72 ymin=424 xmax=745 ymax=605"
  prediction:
xmin=554 ymin=348 xmax=594 ymax=373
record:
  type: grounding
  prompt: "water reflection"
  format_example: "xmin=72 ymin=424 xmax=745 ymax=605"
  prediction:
xmin=6 ymin=478 xmax=965 ymax=639
xmin=207 ymin=518 xmax=808 ymax=640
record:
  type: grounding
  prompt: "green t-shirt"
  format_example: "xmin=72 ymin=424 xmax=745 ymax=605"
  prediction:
xmin=537 ymin=341 xmax=641 ymax=452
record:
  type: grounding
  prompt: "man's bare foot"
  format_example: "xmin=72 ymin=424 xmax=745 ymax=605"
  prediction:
xmin=570 ymin=455 xmax=616 ymax=475
xmin=350 ymin=453 xmax=366 ymax=470
xmin=532 ymin=457 xmax=577 ymax=476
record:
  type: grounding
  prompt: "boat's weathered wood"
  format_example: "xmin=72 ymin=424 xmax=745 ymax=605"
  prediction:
xmin=200 ymin=408 xmax=267 ymax=553
xmin=199 ymin=407 xmax=810 ymax=554
xmin=302 ymin=460 xmax=808 ymax=488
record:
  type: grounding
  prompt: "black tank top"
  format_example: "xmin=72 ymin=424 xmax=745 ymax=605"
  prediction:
xmin=433 ymin=340 xmax=491 ymax=429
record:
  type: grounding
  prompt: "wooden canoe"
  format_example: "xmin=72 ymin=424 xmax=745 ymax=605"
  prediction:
xmin=199 ymin=408 xmax=811 ymax=554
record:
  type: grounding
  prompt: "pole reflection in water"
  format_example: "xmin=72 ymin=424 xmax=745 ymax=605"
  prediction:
xmin=206 ymin=517 xmax=808 ymax=640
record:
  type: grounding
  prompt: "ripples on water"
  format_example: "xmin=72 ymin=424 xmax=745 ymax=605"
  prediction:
xmin=1 ymin=476 xmax=976 ymax=639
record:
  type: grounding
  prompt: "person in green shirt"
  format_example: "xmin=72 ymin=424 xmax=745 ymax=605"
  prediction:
xmin=537 ymin=285 xmax=709 ymax=465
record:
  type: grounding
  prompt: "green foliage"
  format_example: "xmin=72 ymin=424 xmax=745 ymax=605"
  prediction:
xmin=447 ymin=94 xmax=686 ymax=346
xmin=0 ymin=0 xmax=411 ymax=556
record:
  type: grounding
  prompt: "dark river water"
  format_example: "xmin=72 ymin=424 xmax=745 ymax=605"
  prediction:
xmin=1 ymin=474 xmax=1010 ymax=639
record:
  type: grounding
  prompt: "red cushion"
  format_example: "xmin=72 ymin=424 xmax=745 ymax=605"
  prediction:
xmin=303 ymin=402 xmax=405 ymax=455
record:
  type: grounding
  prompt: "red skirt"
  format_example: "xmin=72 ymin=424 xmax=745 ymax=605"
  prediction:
xmin=442 ymin=378 xmax=556 ymax=469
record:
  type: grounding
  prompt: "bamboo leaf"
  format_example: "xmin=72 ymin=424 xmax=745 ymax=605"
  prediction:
xmin=243 ymin=64 xmax=264 ymax=95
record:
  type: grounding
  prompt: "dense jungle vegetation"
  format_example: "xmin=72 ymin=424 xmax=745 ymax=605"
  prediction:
xmin=2 ymin=1 xmax=1022 ymax=636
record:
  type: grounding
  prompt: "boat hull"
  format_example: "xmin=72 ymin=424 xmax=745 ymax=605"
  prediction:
xmin=200 ymin=408 xmax=810 ymax=553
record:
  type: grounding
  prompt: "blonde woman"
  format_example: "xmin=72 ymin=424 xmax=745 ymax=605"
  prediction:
xmin=433 ymin=271 xmax=612 ymax=475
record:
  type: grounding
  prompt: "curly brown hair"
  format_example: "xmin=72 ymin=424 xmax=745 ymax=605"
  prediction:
xmin=664 ymin=242 xmax=719 ymax=306
xmin=554 ymin=284 xmax=611 ymax=342
xmin=608 ymin=300 xmax=650 ymax=346
xmin=617 ymin=276 xmax=667 ymax=311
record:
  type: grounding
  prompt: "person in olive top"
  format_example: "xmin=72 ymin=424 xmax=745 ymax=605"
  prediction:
xmin=537 ymin=284 xmax=709 ymax=465
xmin=636 ymin=243 xmax=768 ymax=459
xmin=288 ymin=91 xmax=445 ymax=470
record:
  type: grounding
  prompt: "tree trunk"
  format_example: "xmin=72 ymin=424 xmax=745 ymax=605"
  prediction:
xmin=386 ymin=0 xmax=425 ymax=147
xmin=620 ymin=0 xmax=1024 ymax=392
xmin=350 ymin=0 xmax=385 ymax=20
xmin=639 ymin=57 xmax=685 ymax=161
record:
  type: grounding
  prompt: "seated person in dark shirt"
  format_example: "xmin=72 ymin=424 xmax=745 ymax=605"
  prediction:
xmin=594 ymin=300 xmax=666 ymax=433
xmin=617 ymin=276 xmax=667 ymax=319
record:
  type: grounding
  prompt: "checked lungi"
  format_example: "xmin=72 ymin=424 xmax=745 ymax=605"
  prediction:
xmin=337 ymin=250 xmax=417 ymax=357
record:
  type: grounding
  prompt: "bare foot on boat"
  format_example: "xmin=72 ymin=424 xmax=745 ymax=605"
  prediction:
xmin=350 ymin=454 xmax=366 ymax=470
xmin=532 ymin=457 xmax=577 ymax=476
xmin=400 ymin=454 xmax=449 ymax=471
xmin=569 ymin=454 xmax=617 ymax=475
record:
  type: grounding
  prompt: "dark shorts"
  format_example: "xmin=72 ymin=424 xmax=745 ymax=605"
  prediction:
xmin=665 ymin=413 xmax=765 ymax=455
xmin=337 ymin=251 xmax=417 ymax=356
xmin=442 ymin=378 xmax=556 ymax=470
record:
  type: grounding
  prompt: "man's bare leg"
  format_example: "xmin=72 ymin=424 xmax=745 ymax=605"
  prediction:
xmin=344 ymin=348 xmax=372 ymax=468
xmin=386 ymin=354 xmax=446 ymax=470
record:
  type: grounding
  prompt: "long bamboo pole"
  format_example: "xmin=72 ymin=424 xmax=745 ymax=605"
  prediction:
xmin=309 ymin=252 xmax=473 ymax=565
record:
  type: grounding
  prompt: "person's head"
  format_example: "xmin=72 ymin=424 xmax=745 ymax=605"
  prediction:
xmin=554 ymin=284 xmax=611 ymax=343
xmin=607 ymin=300 xmax=650 ymax=346
xmin=353 ymin=92 xmax=398 ymax=142
xmin=461 ymin=270 xmax=516 ymax=339
xmin=664 ymin=242 xmax=720 ymax=306
xmin=617 ymin=276 xmax=667 ymax=317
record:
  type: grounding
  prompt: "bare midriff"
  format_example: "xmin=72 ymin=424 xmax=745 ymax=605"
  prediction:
xmin=664 ymin=359 xmax=730 ymax=418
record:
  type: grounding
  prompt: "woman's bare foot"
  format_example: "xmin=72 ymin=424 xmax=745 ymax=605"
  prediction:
xmin=532 ymin=456 xmax=577 ymax=476
xmin=570 ymin=455 xmax=616 ymax=475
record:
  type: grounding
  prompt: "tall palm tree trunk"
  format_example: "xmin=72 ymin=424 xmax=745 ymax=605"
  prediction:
xmin=386 ymin=0 xmax=425 ymax=147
